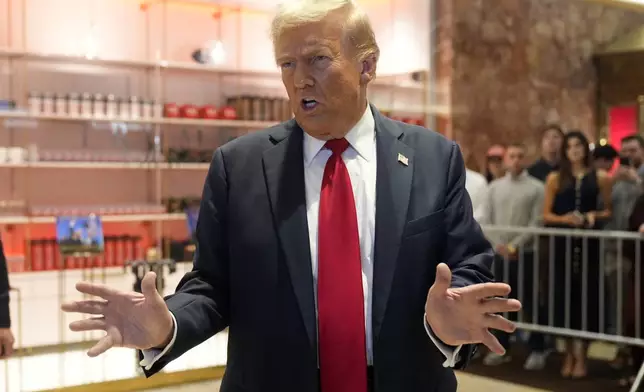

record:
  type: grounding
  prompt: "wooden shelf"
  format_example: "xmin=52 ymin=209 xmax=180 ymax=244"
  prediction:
xmin=0 ymin=48 xmax=428 ymax=90
xmin=0 ymin=111 xmax=279 ymax=129
xmin=0 ymin=213 xmax=186 ymax=225
xmin=0 ymin=161 xmax=210 ymax=170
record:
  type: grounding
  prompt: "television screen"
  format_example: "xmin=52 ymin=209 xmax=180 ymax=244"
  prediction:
xmin=185 ymin=206 xmax=199 ymax=240
xmin=55 ymin=215 xmax=105 ymax=255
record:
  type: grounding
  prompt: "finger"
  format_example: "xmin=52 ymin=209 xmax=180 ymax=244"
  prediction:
xmin=3 ymin=337 xmax=14 ymax=358
xmin=484 ymin=313 xmax=516 ymax=334
xmin=69 ymin=317 xmax=107 ymax=332
xmin=480 ymin=298 xmax=522 ymax=314
xmin=463 ymin=282 xmax=511 ymax=299
xmin=61 ymin=299 xmax=107 ymax=315
xmin=481 ymin=329 xmax=505 ymax=356
xmin=432 ymin=263 xmax=452 ymax=294
xmin=141 ymin=272 xmax=159 ymax=300
xmin=76 ymin=281 xmax=117 ymax=299
xmin=88 ymin=334 xmax=114 ymax=357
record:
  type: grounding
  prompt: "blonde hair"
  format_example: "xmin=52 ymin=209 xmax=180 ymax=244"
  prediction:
xmin=270 ymin=0 xmax=380 ymax=62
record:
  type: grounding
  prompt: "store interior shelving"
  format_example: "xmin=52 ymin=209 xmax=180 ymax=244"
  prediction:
xmin=0 ymin=0 xmax=434 ymax=361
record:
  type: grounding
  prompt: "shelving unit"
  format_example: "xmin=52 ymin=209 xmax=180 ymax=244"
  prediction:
xmin=0 ymin=0 xmax=432 ymax=274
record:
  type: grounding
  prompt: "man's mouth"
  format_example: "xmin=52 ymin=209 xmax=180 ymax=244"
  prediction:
xmin=301 ymin=98 xmax=318 ymax=111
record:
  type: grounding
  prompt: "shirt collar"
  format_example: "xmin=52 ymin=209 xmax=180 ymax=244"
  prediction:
xmin=303 ymin=104 xmax=375 ymax=167
xmin=505 ymin=170 xmax=528 ymax=180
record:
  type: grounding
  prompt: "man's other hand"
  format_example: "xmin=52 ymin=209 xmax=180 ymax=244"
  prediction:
xmin=425 ymin=263 xmax=521 ymax=355
xmin=61 ymin=272 xmax=174 ymax=357
xmin=0 ymin=328 xmax=14 ymax=358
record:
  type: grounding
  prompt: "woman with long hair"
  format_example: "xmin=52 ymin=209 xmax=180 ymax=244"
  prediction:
xmin=542 ymin=130 xmax=612 ymax=378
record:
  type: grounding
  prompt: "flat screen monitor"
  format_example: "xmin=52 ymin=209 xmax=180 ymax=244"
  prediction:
xmin=55 ymin=215 xmax=105 ymax=256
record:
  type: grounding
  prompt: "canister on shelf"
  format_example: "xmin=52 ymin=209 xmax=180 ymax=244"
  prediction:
xmin=130 ymin=96 xmax=141 ymax=119
xmin=54 ymin=94 xmax=67 ymax=116
xmin=142 ymin=99 xmax=153 ymax=119
xmin=106 ymin=94 xmax=117 ymax=118
xmin=68 ymin=93 xmax=81 ymax=117
xmin=241 ymin=96 xmax=251 ymax=120
xmin=119 ymin=98 xmax=130 ymax=119
xmin=281 ymin=99 xmax=291 ymax=121
xmin=153 ymin=100 xmax=163 ymax=118
xmin=271 ymin=98 xmax=281 ymax=122
xmin=94 ymin=93 xmax=105 ymax=118
xmin=251 ymin=96 xmax=262 ymax=121
xmin=164 ymin=102 xmax=180 ymax=118
xmin=180 ymin=104 xmax=199 ymax=119
xmin=42 ymin=92 xmax=54 ymax=116
xmin=81 ymin=93 xmax=93 ymax=117
xmin=221 ymin=105 xmax=236 ymax=120
xmin=28 ymin=92 xmax=42 ymax=115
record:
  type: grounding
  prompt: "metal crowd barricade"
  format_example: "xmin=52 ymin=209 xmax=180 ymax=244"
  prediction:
xmin=3 ymin=286 xmax=22 ymax=392
xmin=481 ymin=225 xmax=644 ymax=392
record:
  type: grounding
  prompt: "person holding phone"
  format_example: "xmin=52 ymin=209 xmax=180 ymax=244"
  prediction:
xmin=0 ymin=236 xmax=15 ymax=358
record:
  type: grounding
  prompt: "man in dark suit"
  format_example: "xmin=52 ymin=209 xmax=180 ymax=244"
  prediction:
xmin=61 ymin=1 xmax=520 ymax=391
xmin=0 ymin=237 xmax=15 ymax=358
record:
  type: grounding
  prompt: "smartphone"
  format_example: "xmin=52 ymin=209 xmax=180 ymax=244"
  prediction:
xmin=620 ymin=156 xmax=631 ymax=167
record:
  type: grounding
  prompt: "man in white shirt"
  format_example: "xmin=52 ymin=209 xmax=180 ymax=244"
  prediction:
xmin=466 ymin=168 xmax=488 ymax=223
xmin=61 ymin=1 xmax=520 ymax=391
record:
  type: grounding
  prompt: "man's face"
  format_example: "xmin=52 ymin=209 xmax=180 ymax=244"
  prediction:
xmin=542 ymin=128 xmax=563 ymax=156
xmin=594 ymin=158 xmax=613 ymax=172
xmin=621 ymin=140 xmax=644 ymax=167
xmin=274 ymin=12 xmax=374 ymax=139
xmin=504 ymin=146 xmax=525 ymax=175
xmin=487 ymin=156 xmax=505 ymax=178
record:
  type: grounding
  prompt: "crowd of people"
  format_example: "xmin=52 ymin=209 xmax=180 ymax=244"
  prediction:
xmin=467 ymin=125 xmax=644 ymax=387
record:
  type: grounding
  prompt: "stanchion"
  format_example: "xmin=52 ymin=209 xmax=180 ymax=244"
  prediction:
xmin=125 ymin=250 xmax=176 ymax=372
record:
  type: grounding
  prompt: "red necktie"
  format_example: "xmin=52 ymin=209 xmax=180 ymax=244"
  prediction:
xmin=317 ymin=138 xmax=367 ymax=392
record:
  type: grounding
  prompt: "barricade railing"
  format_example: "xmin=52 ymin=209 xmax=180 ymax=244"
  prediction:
xmin=481 ymin=225 xmax=644 ymax=392
xmin=3 ymin=286 xmax=22 ymax=392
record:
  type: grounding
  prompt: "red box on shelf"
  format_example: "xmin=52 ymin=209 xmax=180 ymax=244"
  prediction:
xmin=200 ymin=105 xmax=219 ymax=119
xmin=221 ymin=106 xmax=237 ymax=120
xmin=164 ymin=103 xmax=180 ymax=118
xmin=180 ymin=104 xmax=199 ymax=119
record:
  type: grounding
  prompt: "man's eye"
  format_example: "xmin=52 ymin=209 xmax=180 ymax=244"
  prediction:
xmin=280 ymin=62 xmax=294 ymax=69
xmin=312 ymin=56 xmax=328 ymax=63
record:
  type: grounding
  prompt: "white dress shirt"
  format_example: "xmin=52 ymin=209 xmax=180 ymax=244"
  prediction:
xmin=141 ymin=105 xmax=460 ymax=370
xmin=465 ymin=169 xmax=488 ymax=223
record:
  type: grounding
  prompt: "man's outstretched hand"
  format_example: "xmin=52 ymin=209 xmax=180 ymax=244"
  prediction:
xmin=425 ymin=263 xmax=521 ymax=355
xmin=61 ymin=272 xmax=174 ymax=357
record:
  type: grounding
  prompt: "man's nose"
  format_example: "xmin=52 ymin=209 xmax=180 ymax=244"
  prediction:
xmin=294 ymin=66 xmax=314 ymax=89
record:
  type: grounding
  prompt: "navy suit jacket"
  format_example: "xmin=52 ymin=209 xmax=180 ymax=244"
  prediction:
xmin=142 ymin=105 xmax=495 ymax=392
xmin=0 ymin=238 xmax=10 ymax=328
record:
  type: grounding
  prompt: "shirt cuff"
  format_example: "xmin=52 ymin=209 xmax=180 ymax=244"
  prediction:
xmin=139 ymin=312 xmax=177 ymax=371
xmin=423 ymin=313 xmax=462 ymax=367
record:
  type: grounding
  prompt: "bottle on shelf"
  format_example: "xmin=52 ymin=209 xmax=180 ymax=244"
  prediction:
xmin=42 ymin=92 xmax=54 ymax=116
xmin=68 ymin=93 xmax=81 ymax=117
xmin=55 ymin=93 xmax=67 ymax=116
xmin=81 ymin=93 xmax=93 ymax=118
xmin=94 ymin=93 xmax=106 ymax=118
xmin=28 ymin=92 xmax=42 ymax=115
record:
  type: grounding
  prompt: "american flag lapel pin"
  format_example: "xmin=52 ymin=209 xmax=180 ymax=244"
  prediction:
xmin=398 ymin=153 xmax=409 ymax=166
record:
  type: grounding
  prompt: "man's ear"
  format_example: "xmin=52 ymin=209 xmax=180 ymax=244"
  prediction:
xmin=360 ymin=54 xmax=377 ymax=85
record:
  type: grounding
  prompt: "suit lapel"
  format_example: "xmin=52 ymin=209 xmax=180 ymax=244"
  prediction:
xmin=262 ymin=121 xmax=317 ymax=352
xmin=371 ymin=108 xmax=414 ymax=342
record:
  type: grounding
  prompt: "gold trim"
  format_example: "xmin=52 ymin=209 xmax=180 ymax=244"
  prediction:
xmin=14 ymin=340 xmax=97 ymax=358
xmin=35 ymin=366 xmax=225 ymax=392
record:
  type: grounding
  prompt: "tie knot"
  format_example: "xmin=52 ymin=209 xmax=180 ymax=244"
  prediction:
xmin=325 ymin=138 xmax=349 ymax=156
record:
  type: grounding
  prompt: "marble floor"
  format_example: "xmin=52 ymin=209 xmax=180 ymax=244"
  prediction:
xmin=151 ymin=373 xmax=548 ymax=392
